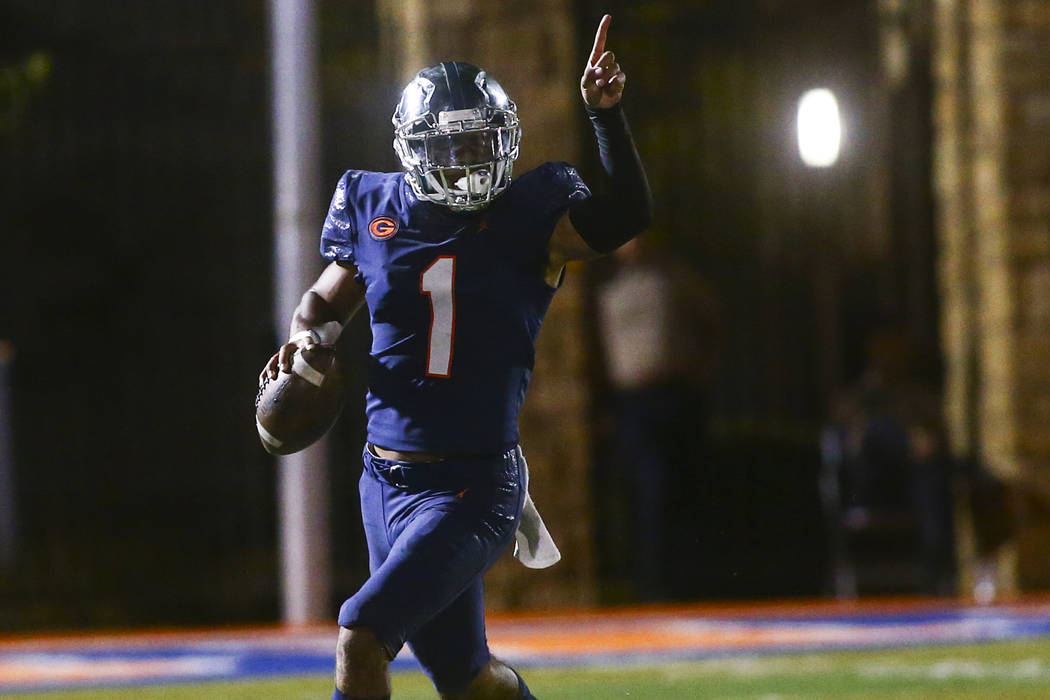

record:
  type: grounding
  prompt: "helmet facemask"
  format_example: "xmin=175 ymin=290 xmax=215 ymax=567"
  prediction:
xmin=395 ymin=106 xmax=520 ymax=211
xmin=393 ymin=65 xmax=521 ymax=212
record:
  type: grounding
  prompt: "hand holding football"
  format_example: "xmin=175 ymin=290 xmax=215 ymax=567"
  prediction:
xmin=255 ymin=345 xmax=344 ymax=455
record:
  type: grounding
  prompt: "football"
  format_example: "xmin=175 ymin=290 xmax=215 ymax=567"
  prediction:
xmin=255 ymin=345 xmax=345 ymax=455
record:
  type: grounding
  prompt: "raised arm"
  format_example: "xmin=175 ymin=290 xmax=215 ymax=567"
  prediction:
xmin=260 ymin=261 xmax=366 ymax=382
xmin=580 ymin=14 xmax=624 ymax=110
xmin=548 ymin=14 xmax=654 ymax=268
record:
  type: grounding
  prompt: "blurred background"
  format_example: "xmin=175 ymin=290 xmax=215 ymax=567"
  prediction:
xmin=0 ymin=0 xmax=1046 ymax=633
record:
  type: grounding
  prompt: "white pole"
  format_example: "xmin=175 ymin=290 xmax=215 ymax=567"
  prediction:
xmin=269 ymin=0 xmax=331 ymax=625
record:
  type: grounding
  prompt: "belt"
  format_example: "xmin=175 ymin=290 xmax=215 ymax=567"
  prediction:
xmin=365 ymin=443 xmax=519 ymax=489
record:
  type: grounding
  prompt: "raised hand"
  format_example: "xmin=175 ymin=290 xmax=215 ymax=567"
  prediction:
xmin=580 ymin=14 xmax=625 ymax=109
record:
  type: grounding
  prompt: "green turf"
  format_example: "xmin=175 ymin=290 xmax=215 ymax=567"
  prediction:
xmin=15 ymin=638 xmax=1050 ymax=699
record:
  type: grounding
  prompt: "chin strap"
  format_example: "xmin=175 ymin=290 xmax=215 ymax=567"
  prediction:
xmin=416 ymin=159 xmax=511 ymax=211
xmin=452 ymin=169 xmax=492 ymax=194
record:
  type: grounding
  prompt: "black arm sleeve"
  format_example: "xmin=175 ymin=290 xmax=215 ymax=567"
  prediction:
xmin=568 ymin=104 xmax=654 ymax=253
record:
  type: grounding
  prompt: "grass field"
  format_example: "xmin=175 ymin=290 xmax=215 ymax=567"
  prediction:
xmin=15 ymin=637 xmax=1050 ymax=699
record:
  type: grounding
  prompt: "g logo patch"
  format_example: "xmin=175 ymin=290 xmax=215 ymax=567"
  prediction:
xmin=368 ymin=216 xmax=399 ymax=240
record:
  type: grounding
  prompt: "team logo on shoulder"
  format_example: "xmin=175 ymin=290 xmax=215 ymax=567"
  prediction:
xmin=368 ymin=216 xmax=399 ymax=240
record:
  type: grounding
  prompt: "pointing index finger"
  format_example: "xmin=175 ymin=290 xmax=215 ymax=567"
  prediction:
xmin=589 ymin=14 xmax=612 ymax=67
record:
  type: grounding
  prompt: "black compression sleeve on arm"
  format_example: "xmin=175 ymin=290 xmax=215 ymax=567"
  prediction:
xmin=568 ymin=104 xmax=654 ymax=253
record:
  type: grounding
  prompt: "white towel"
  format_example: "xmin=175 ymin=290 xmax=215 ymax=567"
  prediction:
xmin=513 ymin=454 xmax=561 ymax=569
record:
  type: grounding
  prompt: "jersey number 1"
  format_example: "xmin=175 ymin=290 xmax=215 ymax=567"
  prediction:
xmin=420 ymin=256 xmax=456 ymax=377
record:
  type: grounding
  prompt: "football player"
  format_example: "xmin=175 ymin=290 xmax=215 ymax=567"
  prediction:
xmin=261 ymin=15 xmax=651 ymax=700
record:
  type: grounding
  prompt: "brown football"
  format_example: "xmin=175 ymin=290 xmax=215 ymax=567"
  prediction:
xmin=255 ymin=345 xmax=345 ymax=455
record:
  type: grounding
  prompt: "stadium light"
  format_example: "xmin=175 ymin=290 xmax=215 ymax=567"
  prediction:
xmin=797 ymin=88 xmax=842 ymax=168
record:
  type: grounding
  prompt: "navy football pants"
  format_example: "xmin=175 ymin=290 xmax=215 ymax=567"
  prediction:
xmin=338 ymin=445 xmax=526 ymax=694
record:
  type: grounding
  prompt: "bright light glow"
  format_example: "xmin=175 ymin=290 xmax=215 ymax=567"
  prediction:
xmin=797 ymin=88 xmax=842 ymax=168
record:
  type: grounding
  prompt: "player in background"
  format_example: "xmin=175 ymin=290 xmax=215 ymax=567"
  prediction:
xmin=261 ymin=15 xmax=651 ymax=700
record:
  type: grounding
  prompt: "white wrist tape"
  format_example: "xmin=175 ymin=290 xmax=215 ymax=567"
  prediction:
xmin=288 ymin=329 xmax=319 ymax=346
xmin=288 ymin=320 xmax=343 ymax=347
xmin=291 ymin=347 xmax=326 ymax=387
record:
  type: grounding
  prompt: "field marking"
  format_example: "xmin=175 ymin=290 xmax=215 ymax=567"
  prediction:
xmin=5 ymin=599 xmax=1050 ymax=693
xmin=0 ymin=653 xmax=237 ymax=684
xmin=858 ymin=657 xmax=1050 ymax=682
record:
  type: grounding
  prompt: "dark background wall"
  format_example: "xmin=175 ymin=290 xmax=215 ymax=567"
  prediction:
xmin=1 ymin=0 xmax=279 ymax=628
xmin=581 ymin=0 xmax=938 ymax=601
xmin=0 ymin=0 xmax=939 ymax=630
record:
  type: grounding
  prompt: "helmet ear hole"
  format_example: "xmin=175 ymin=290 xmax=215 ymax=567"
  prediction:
xmin=392 ymin=62 xmax=520 ymax=211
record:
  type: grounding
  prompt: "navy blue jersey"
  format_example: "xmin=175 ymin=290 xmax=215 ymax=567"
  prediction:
xmin=320 ymin=163 xmax=590 ymax=454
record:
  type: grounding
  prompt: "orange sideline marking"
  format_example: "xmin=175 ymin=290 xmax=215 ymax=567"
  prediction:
xmin=4 ymin=595 xmax=1050 ymax=651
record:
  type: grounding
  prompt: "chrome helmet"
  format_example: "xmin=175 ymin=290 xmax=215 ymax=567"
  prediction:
xmin=392 ymin=61 xmax=521 ymax=211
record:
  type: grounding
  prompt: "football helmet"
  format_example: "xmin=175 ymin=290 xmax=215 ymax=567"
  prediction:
xmin=392 ymin=61 xmax=521 ymax=211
